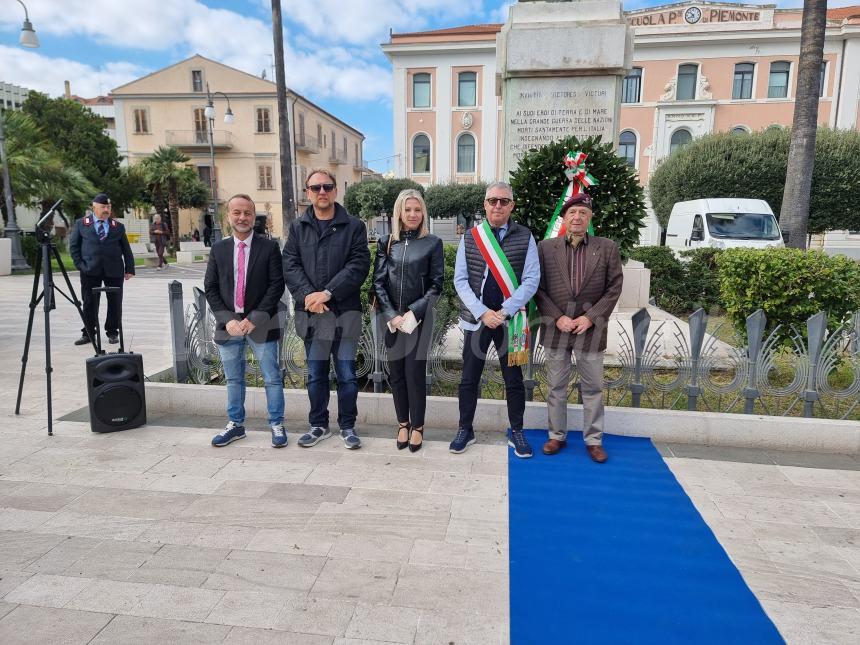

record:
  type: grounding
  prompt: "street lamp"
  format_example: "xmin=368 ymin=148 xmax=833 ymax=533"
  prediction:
xmin=17 ymin=0 xmax=39 ymax=48
xmin=204 ymin=83 xmax=233 ymax=243
xmin=2 ymin=0 xmax=39 ymax=273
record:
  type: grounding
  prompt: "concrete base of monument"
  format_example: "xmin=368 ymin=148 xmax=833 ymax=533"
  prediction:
xmin=144 ymin=382 xmax=860 ymax=455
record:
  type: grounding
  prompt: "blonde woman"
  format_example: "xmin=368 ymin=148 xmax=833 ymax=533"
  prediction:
xmin=372 ymin=189 xmax=444 ymax=452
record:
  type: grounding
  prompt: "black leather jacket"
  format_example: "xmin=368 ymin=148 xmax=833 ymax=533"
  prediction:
xmin=373 ymin=231 xmax=444 ymax=322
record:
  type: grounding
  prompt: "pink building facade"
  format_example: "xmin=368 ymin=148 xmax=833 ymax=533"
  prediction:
xmin=382 ymin=2 xmax=860 ymax=245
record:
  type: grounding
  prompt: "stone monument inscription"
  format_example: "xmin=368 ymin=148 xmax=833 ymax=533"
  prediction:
xmin=504 ymin=76 xmax=618 ymax=171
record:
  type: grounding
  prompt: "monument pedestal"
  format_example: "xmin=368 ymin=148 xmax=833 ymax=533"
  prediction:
xmin=497 ymin=0 xmax=634 ymax=176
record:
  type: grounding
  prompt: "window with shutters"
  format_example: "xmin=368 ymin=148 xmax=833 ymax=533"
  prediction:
xmin=193 ymin=108 xmax=208 ymax=143
xmin=132 ymin=107 xmax=150 ymax=134
xmin=256 ymin=107 xmax=272 ymax=133
xmin=257 ymin=164 xmax=274 ymax=190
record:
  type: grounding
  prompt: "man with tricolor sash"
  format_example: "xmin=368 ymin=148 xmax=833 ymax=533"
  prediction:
xmin=451 ymin=181 xmax=540 ymax=458
xmin=535 ymin=192 xmax=623 ymax=463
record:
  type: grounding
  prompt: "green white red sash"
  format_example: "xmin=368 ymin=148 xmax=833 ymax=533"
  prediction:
xmin=471 ymin=220 xmax=531 ymax=366
xmin=543 ymin=150 xmax=598 ymax=240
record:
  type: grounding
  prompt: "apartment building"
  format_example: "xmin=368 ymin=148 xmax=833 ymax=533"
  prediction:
xmin=112 ymin=55 xmax=366 ymax=238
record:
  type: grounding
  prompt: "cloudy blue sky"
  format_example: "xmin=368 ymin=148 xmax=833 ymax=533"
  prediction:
xmin=0 ymin=1 xmax=848 ymax=172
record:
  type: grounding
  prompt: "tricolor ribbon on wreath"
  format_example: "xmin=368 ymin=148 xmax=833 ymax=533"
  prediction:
xmin=543 ymin=150 xmax=598 ymax=240
xmin=471 ymin=220 xmax=536 ymax=366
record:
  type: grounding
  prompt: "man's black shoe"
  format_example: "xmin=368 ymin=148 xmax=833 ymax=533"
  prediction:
xmin=74 ymin=334 xmax=91 ymax=346
xmin=107 ymin=333 xmax=119 ymax=344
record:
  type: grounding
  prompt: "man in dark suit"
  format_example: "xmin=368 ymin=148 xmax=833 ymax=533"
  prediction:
xmin=534 ymin=193 xmax=623 ymax=463
xmin=69 ymin=193 xmax=135 ymax=346
xmin=204 ymin=194 xmax=287 ymax=448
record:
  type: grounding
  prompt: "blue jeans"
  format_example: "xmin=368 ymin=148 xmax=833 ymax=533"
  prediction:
xmin=304 ymin=336 xmax=358 ymax=430
xmin=217 ymin=336 xmax=284 ymax=426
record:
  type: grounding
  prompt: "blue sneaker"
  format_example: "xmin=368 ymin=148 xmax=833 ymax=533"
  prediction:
xmin=271 ymin=423 xmax=288 ymax=448
xmin=449 ymin=428 xmax=476 ymax=454
xmin=212 ymin=421 xmax=246 ymax=447
xmin=508 ymin=429 xmax=533 ymax=459
xmin=298 ymin=426 xmax=331 ymax=448
xmin=340 ymin=428 xmax=361 ymax=450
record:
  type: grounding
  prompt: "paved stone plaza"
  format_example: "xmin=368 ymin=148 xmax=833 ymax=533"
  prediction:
xmin=1 ymin=267 xmax=859 ymax=644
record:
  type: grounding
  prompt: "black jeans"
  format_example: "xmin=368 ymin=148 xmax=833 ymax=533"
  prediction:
xmin=80 ymin=274 xmax=123 ymax=336
xmin=458 ymin=325 xmax=525 ymax=432
xmin=385 ymin=321 xmax=431 ymax=428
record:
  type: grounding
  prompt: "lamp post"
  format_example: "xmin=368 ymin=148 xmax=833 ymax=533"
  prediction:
xmin=204 ymin=83 xmax=234 ymax=244
xmin=16 ymin=0 xmax=39 ymax=47
xmin=2 ymin=0 xmax=39 ymax=273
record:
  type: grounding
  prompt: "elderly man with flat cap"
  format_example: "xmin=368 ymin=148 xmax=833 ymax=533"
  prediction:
xmin=535 ymin=193 xmax=623 ymax=463
xmin=69 ymin=193 xmax=135 ymax=346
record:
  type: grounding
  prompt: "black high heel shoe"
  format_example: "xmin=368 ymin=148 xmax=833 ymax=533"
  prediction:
xmin=397 ymin=422 xmax=410 ymax=450
xmin=409 ymin=426 xmax=424 ymax=453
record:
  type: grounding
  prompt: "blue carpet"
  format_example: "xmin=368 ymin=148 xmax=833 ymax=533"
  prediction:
xmin=508 ymin=430 xmax=783 ymax=644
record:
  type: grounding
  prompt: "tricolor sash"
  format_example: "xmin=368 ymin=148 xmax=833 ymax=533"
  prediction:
xmin=544 ymin=150 xmax=598 ymax=240
xmin=471 ymin=220 xmax=533 ymax=366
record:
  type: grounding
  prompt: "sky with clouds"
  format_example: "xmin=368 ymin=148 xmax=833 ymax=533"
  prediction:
xmin=0 ymin=0 xmax=850 ymax=172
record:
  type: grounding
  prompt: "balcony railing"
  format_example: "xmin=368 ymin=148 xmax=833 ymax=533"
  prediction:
xmin=330 ymin=150 xmax=349 ymax=165
xmin=295 ymin=134 xmax=319 ymax=153
xmin=164 ymin=130 xmax=233 ymax=150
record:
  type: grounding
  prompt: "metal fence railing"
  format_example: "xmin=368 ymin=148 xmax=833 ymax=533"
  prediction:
xmin=166 ymin=282 xmax=860 ymax=421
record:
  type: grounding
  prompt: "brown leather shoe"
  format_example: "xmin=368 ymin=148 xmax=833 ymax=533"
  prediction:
xmin=587 ymin=445 xmax=608 ymax=463
xmin=542 ymin=439 xmax=567 ymax=455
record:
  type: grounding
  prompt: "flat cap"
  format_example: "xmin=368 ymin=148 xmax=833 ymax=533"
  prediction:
xmin=92 ymin=193 xmax=111 ymax=205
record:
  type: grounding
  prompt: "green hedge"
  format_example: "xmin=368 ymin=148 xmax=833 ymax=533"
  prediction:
xmin=717 ymin=248 xmax=860 ymax=340
xmin=628 ymin=246 xmax=723 ymax=316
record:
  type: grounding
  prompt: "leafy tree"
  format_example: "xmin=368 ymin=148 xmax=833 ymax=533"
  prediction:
xmin=344 ymin=178 xmax=424 ymax=218
xmin=1 ymin=110 xmax=95 ymax=227
xmin=510 ymin=135 xmax=647 ymax=258
xmin=138 ymin=146 xmax=208 ymax=243
xmin=424 ymin=182 xmax=486 ymax=222
xmin=21 ymin=92 xmax=137 ymax=216
xmin=648 ymin=128 xmax=860 ymax=234
xmin=355 ymin=181 xmax=385 ymax=221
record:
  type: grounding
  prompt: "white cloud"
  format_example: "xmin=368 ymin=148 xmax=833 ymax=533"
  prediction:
xmin=0 ymin=0 xmax=393 ymax=103
xmin=0 ymin=45 xmax=145 ymax=96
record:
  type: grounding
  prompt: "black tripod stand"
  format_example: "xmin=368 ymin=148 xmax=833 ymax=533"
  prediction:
xmin=15 ymin=201 xmax=96 ymax=436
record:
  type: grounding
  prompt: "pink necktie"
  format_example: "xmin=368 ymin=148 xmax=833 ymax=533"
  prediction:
xmin=236 ymin=241 xmax=246 ymax=310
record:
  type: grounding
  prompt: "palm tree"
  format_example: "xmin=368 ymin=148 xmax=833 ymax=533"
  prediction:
xmin=1 ymin=110 xmax=94 ymax=228
xmin=140 ymin=146 xmax=191 ymax=245
xmin=779 ymin=0 xmax=827 ymax=249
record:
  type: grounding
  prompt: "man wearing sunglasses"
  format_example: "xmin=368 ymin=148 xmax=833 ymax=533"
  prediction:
xmin=451 ymin=181 xmax=540 ymax=458
xmin=283 ymin=168 xmax=371 ymax=450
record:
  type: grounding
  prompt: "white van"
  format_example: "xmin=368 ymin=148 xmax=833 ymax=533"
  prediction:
xmin=665 ymin=198 xmax=785 ymax=252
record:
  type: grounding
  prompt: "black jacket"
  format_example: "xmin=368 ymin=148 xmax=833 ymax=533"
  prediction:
xmin=282 ymin=203 xmax=370 ymax=313
xmin=373 ymin=231 xmax=444 ymax=323
xmin=69 ymin=215 xmax=135 ymax=278
xmin=204 ymin=234 xmax=286 ymax=344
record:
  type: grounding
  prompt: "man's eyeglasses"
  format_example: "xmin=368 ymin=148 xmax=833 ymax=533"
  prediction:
xmin=307 ymin=183 xmax=336 ymax=193
xmin=486 ymin=197 xmax=513 ymax=207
